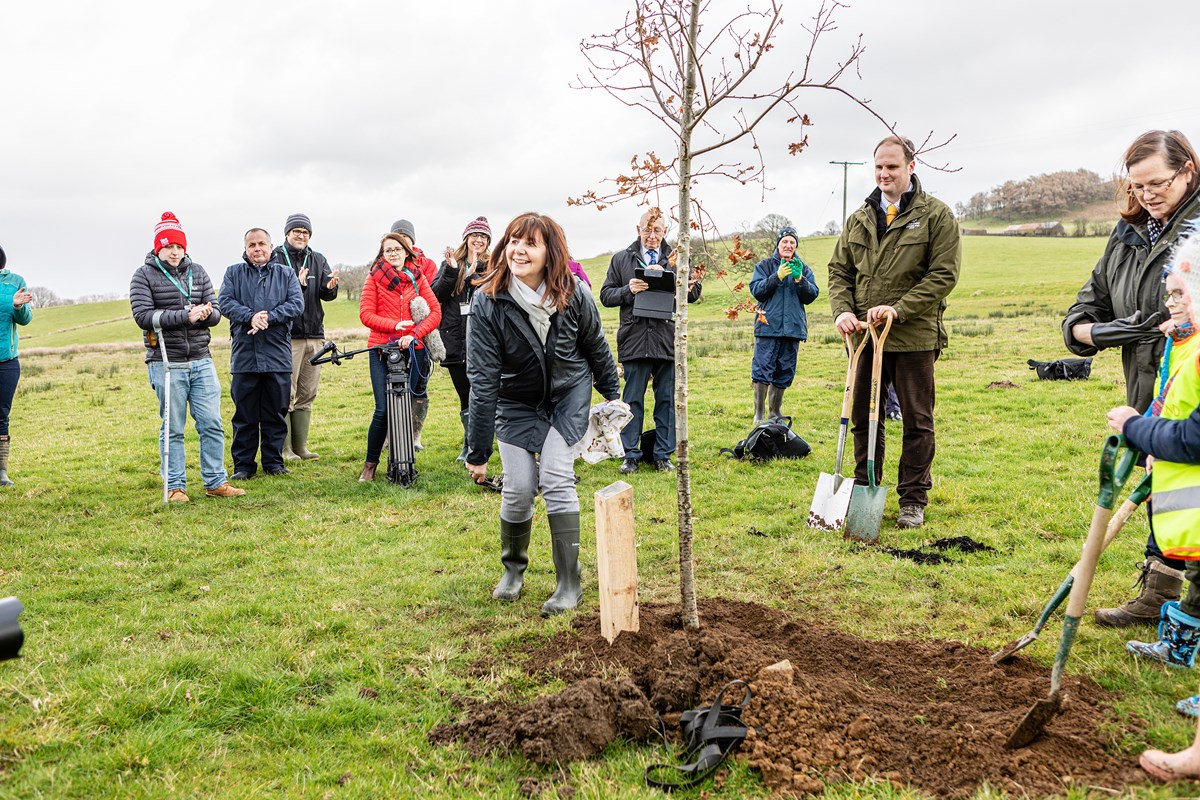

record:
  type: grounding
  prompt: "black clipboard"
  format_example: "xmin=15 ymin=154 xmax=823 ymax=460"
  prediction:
xmin=633 ymin=265 xmax=676 ymax=320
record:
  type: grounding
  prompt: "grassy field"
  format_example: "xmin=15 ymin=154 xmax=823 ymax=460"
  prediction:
xmin=0 ymin=235 xmax=1191 ymax=798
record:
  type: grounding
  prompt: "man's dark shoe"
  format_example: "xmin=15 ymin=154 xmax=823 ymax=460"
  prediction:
xmin=265 ymin=466 xmax=291 ymax=476
xmin=230 ymin=470 xmax=254 ymax=481
xmin=619 ymin=458 xmax=639 ymax=475
xmin=654 ymin=459 xmax=675 ymax=472
xmin=896 ymin=505 xmax=925 ymax=529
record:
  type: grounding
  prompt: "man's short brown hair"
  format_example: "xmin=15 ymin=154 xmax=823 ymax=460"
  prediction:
xmin=874 ymin=135 xmax=916 ymax=164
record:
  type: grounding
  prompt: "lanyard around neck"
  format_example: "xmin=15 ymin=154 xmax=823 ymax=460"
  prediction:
xmin=154 ymin=257 xmax=193 ymax=302
xmin=281 ymin=246 xmax=309 ymax=272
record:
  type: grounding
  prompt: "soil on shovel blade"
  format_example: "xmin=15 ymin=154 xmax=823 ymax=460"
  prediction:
xmin=431 ymin=598 xmax=1147 ymax=798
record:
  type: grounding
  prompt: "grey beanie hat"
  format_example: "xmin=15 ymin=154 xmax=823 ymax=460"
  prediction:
xmin=390 ymin=219 xmax=416 ymax=243
xmin=0 ymin=245 xmax=6 ymax=271
xmin=285 ymin=213 xmax=312 ymax=235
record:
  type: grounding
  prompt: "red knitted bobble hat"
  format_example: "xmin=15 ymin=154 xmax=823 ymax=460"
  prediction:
xmin=462 ymin=216 xmax=492 ymax=242
xmin=153 ymin=212 xmax=187 ymax=253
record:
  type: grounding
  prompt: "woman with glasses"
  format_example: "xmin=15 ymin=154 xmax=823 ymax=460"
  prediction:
xmin=357 ymin=233 xmax=442 ymax=482
xmin=1063 ymin=129 xmax=1200 ymax=628
xmin=434 ymin=217 xmax=491 ymax=463
xmin=464 ymin=213 xmax=619 ymax=616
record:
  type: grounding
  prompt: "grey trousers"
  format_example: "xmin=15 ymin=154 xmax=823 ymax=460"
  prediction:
xmin=498 ymin=427 xmax=579 ymax=522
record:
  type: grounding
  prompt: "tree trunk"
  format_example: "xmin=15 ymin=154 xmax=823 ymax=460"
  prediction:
xmin=674 ymin=0 xmax=701 ymax=631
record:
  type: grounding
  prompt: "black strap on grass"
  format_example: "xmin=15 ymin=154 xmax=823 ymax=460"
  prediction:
xmin=644 ymin=680 xmax=752 ymax=791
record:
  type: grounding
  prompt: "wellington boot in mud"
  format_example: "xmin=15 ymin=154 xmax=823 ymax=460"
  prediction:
xmin=291 ymin=409 xmax=319 ymax=460
xmin=0 ymin=435 xmax=12 ymax=487
xmin=1127 ymin=601 xmax=1200 ymax=668
xmin=492 ymin=518 xmax=532 ymax=601
xmin=767 ymin=385 xmax=786 ymax=421
xmin=1096 ymin=558 xmax=1184 ymax=627
xmin=412 ymin=396 xmax=429 ymax=451
xmin=282 ymin=414 xmax=300 ymax=462
xmin=456 ymin=410 xmax=470 ymax=463
xmin=753 ymin=382 xmax=768 ymax=425
xmin=541 ymin=512 xmax=583 ymax=617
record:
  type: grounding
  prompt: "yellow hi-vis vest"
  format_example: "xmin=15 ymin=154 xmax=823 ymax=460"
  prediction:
xmin=1151 ymin=334 xmax=1200 ymax=560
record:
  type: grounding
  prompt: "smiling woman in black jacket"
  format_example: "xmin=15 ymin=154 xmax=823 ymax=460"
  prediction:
xmin=465 ymin=212 xmax=619 ymax=616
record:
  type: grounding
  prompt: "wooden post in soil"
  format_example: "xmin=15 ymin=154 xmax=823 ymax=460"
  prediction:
xmin=594 ymin=480 xmax=639 ymax=643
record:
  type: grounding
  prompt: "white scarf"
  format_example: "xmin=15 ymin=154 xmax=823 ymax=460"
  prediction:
xmin=510 ymin=277 xmax=556 ymax=345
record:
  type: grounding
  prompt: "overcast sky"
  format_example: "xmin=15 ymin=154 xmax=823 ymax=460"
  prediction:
xmin=3 ymin=0 xmax=1198 ymax=298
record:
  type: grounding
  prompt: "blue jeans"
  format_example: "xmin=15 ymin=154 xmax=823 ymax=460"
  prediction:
xmin=147 ymin=358 xmax=228 ymax=491
xmin=0 ymin=357 xmax=18 ymax=436
xmin=620 ymin=358 xmax=675 ymax=461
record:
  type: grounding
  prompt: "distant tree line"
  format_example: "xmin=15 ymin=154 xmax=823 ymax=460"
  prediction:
xmin=955 ymin=168 xmax=1112 ymax=221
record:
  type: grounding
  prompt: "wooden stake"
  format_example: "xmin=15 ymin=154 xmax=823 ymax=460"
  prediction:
xmin=594 ymin=480 xmax=639 ymax=643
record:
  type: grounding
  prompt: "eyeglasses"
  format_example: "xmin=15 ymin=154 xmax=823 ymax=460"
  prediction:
xmin=1165 ymin=288 xmax=1188 ymax=305
xmin=382 ymin=247 xmax=406 ymax=256
xmin=640 ymin=227 xmax=666 ymax=236
xmin=289 ymin=229 xmax=311 ymax=237
xmin=1128 ymin=165 xmax=1187 ymax=198
xmin=467 ymin=233 xmax=489 ymax=240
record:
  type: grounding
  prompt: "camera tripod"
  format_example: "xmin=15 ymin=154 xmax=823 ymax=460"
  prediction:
xmin=311 ymin=340 xmax=419 ymax=486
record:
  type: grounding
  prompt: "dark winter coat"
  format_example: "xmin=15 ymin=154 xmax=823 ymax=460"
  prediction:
xmin=432 ymin=259 xmax=486 ymax=365
xmin=219 ymin=256 xmax=304 ymax=374
xmin=749 ymin=253 xmax=819 ymax=340
xmin=827 ymin=174 xmax=961 ymax=352
xmin=130 ymin=252 xmax=223 ymax=364
xmin=272 ymin=244 xmax=338 ymax=339
xmin=465 ymin=279 xmax=619 ymax=465
xmin=599 ymin=239 xmax=702 ymax=362
xmin=1062 ymin=188 xmax=1200 ymax=410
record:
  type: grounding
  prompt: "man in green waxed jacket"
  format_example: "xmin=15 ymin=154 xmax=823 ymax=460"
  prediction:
xmin=828 ymin=135 xmax=962 ymax=529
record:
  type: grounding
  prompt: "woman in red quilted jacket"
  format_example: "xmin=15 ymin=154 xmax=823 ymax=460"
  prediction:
xmin=357 ymin=233 xmax=442 ymax=481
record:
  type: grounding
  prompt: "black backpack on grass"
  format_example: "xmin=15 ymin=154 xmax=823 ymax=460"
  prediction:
xmin=721 ymin=417 xmax=811 ymax=461
xmin=1027 ymin=357 xmax=1092 ymax=381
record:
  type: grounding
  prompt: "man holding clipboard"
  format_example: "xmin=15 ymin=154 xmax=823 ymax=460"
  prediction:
xmin=599 ymin=209 xmax=702 ymax=473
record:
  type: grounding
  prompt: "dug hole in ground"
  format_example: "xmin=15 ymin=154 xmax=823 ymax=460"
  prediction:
xmin=430 ymin=599 xmax=1146 ymax=798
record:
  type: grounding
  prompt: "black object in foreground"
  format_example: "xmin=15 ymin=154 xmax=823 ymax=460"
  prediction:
xmin=0 ymin=597 xmax=24 ymax=661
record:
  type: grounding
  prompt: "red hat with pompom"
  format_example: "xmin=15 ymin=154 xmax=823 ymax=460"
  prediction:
xmin=153 ymin=212 xmax=187 ymax=253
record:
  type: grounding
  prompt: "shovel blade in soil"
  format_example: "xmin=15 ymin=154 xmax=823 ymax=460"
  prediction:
xmin=808 ymin=472 xmax=855 ymax=531
xmin=991 ymin=630 xmax=1038 ymax=665
xmin=1005 ymin=692 xmax=1061 ymax=749
xmin=844 ymin=484 xmax=887 ymax=543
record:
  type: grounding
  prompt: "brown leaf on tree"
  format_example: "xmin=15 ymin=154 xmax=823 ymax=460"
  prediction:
xmin=725 ymin=308 xmax=740 ymax=320
xmin=733 ymin=281 xmax=745 ymax=292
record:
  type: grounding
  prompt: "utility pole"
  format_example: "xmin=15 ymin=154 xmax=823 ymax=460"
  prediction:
xmin=830 ymin=160 xmax=866 ymax=228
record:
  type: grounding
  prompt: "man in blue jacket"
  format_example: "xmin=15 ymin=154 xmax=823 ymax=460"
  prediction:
xmin=219 ymin=228 xmax=304 ymax=480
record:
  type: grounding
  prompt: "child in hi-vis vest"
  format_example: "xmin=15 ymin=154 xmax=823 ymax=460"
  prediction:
xmin=1108 ymin=228 xmax=1200 ymax=782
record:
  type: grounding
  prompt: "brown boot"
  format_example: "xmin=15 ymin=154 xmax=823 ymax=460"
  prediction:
xmin=358 ymin=461 xmax=378 ymax=483
xmin=1096 ymin=558 xmax=1185 ymax=627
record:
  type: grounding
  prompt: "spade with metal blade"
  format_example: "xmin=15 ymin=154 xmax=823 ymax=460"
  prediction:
xmin=1005 ymin=434 xmax=1137 ymax=749
xmin=991 ymin=472 xmax=1149 ymax=665
xmin=843 ymin=316 xmax=892 ymax=543
xmin=808 ymin=330 xmax=870 ymax=531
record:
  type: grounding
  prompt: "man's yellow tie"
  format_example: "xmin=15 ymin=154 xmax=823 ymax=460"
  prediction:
xmin=886 ymin=204 xmax=898 ymax=226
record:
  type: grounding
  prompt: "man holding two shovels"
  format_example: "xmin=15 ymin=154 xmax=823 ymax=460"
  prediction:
xmin=827 ymin=135 xmax=961 ymax=530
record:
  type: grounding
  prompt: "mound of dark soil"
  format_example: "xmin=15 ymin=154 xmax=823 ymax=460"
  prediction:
xmin=434 ymin=599 xmax=1146 ymax=797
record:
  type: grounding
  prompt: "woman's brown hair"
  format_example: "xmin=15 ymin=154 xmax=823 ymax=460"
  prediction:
xmin=478 ymin=213 xmax=576 ymax=311
xmin=1117 ymin=130 xmax=1200 ymax=224
xmin=452 ymin=236 xmax=488 ymax=295
xmin=373 ymin=233 xmax=416 ymax=268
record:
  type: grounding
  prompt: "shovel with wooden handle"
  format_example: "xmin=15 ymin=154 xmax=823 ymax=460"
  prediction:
xmin=808 ymin=330 xmax=870 ymax=531
xmin=1005 ymin=434 xmax=1137 ymax=749
xmin=844 ymin=316 xmax=892 ymax=543
xmin=991 ymin=472 xmax=1150 ymax=664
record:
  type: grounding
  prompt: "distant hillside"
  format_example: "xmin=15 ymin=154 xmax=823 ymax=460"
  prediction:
xmin=956 ymin=168 xmax=1118 ymax=227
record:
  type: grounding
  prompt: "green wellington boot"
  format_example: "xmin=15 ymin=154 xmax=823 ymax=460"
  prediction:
xmin=456 ymin=410 xmax=470 ymax=463
xmin=0 ymin=435 xmax=13 ymax=487
xmin=493 ymin=518 xmax=532 ymax=601
xmin=291 ymin=408 xmax=319 ymax=460
xmin=753 ymin=382 xmax=768 ymax=425
xmin=541 ymin=512 xmax=583 ymax=616
xmin=412 ymin=396 xmax=429 ymax=452
xmin=282 ymin=413 xmax=300 ymax=462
